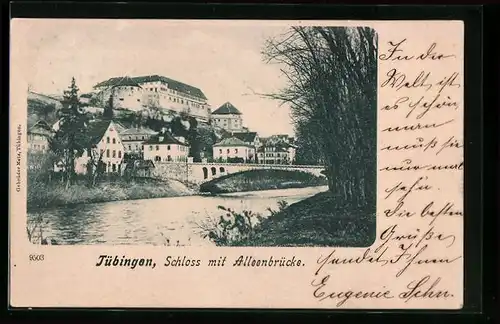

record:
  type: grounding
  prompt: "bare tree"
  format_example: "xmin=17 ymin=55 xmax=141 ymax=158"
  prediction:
xmin=262 ymin=26 xmax=377 ymax=207
xmin=86 ymin=145 xmax=105 ymax=186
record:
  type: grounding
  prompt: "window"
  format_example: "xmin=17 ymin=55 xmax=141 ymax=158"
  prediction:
xmin=87 ymin=150 xmax=92 ymax=157
xmin=142 ymin=136 xmax=145 ymax=140
xmin=112 ymin=164 xmax=116 ymax=172
xmin=156 ymin=145 xmax=159 ymax=151
xmin=119 ymin=98 xmax=124 ymax=101
xmin=167 ymin=155 xmax=172 ymax=161
xmin=118 ymin=151 xmax=122 ymax=158
xmin=167 ymin=145 xmax=171 ymax=150
xmin=227 ymin=149 xmax=230 ymax=154
xmin=235 ymin=148 xmax=238 ymax=154
xmin=112 ymin=138 xmax=116 ymax=144
xmin=142 ymin=145 xmax=144 ymax=151
xmin=219 ymin=149 xmax=222 ymax=154
xmin=100 ymin=149 xmax=104 ymax=155
xmin=106 ymin=149 xmax=110 ymax=157
xmin=112 ymin=150 xmax=116 ymax=158
xmin=155 ymin=156 xmax=161 ymax=162
xmin=128 ymin=145 xmax=131 ymax=150
xmin=149 ymin=145 xmax=153 ymax=151
xmin=137 ymin=99 xmax=140 ymax=102
xmin=107 ymin=137 xmax=110 ymax=143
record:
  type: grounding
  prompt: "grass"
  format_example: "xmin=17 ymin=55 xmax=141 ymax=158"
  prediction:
xmin=230 ymin=191 xmax=376 ymax=247
xmin=27 ymin=177 xmax=195 ymax=211
xmin=199 ymin=169 xmax=327 ymax=194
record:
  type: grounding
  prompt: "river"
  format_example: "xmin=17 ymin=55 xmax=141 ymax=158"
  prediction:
xmin=27 ymin=186 xmax=328 ymax=246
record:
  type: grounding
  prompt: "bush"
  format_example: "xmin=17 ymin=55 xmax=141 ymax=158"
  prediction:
xmin=194 ymin=201 xmax=288 ymax=246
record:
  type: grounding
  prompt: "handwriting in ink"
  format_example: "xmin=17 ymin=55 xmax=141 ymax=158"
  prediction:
xmin=381 ymin=119 xmax=454 ymax=133
xmin=384 ymin=176 xmax=432 ymax=203
xmin=379 ymin=38 xmax=456 ymax=61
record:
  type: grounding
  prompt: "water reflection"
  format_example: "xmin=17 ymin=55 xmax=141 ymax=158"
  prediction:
xmin=28 ymin=186 xmax=328 ymax=246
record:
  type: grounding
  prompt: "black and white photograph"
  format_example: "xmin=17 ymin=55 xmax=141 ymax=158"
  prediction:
xmin=25 ymin=20 xmax=377 ymax=247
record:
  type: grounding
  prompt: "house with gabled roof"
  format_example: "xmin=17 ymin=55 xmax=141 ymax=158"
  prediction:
xmin=213 ymin=137 xmax=256 ymax=163
xmin=257 ymin=141 xmax=296 ymax=165
xmin=212 ymin=102 xmax=243 ymax=132
xmin=142 ymin=131 xmax=190 ymax=162
xmin=74 ymin=120 xmax=125 ymax=174
xmin=28 ymin=120 xmax=54 ymax=153
xmin=119 ymin=126 xmax=158 ymax=154
xmin=230 ymin=131 xmax=260 ymax=149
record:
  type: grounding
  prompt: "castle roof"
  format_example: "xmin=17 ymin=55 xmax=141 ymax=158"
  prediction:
xmin=93 ymin=76 xmax=142 ymax=88
xmin=212 ymin=102 xmax=242 ymax=115
xmin=94 ymin=75 xmax=207 ymax=100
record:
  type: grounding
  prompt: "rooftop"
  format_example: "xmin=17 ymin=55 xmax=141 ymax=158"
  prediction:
xmin=28 ymin=120 xmax=54 ymax=137
xmin=94 ymin=75 xmax=207 ymax=100
xmin=213 ymin=137 xmax=253 ymax=148
xmin=143 ymin=132 xmax=188 ymax=146
xmin=230 ymin=132 xmax=258 ymax=143
xmin=212 ymin=102 xmax=242 ymax=115
xmin=120 ymin=127 xmax=158 ymax=136
xmin=93 ymin=77 xmax=142 ymax=89
xmin=86 ymin=120 xmax=113 ymax=146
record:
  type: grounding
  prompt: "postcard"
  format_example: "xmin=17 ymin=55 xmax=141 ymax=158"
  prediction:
xmin=9 ymin=19 xmax=464 ymax=309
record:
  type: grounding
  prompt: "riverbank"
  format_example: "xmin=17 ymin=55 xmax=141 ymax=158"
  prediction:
xmin=231 ymin=191 xmax=376 ymax=247
xmin=27 ymin=177 xmax=196 ymax=210
xmin=199 ymin=169 xmax=327 ymax=194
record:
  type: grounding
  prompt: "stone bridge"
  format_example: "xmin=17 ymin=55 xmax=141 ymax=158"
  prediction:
xmin=152 ymin=162 xmax=326 ymax=185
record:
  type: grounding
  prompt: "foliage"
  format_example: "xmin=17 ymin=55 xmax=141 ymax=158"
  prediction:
xmin=195 ymin=201 xmax=289 ymax=246
xmin=199 ymin=169 xmax=327 ymax=194
xmin=263 ymin=27 xmax=377 ymax=206
xmin=103 ymin=91 xmax=114 ymax=119
xmin=48 ymin=77 xmax=89 ymax=187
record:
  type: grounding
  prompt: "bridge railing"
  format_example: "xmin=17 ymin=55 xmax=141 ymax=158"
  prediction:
xmin=152 ymin=161 xmax=325 ymax=169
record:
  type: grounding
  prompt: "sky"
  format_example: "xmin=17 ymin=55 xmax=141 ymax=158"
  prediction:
xmin=15 ymin=19 xmax=295 ymax=137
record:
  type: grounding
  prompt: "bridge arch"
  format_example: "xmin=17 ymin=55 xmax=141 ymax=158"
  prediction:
xmin=219 ymin=167 xmax=225 ymax=173
xmin=202 ymin=167 xmax=208 ymax=179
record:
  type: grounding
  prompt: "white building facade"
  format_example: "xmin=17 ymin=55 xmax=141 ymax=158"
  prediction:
xmin=119 ymin=127 xmax=158 ymax=154
xmin=27 ymin=120 xmax=53 ymax=153
xmin=143 ymin=132 xmax=190 ymax=162
xmin=211 ymin=102 xmax=243 ymax=132
xmin=74 ymin=120 xmax=125 ymax=174
xmin=213 ymin=137 xmax=256 ymax=163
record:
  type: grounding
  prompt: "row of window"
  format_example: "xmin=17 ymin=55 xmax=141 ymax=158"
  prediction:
xmin=106 ymin=137 xmax=119 ymax=144
xmin=152 ymin=155 xmax=187 ymax=162
xmin=106 ymin=162 xmax=121 ymax=173
xmin=27 ymin=134 xmax=46 ymax=141
xmin=215 ymin=118 xmax=240 ymax=123
xmin=95 ymin=149 xmax=122 ymax=159
xmin=31 ymin=144 xmax=46 ymax=150
xmin=123 ymin=135 xmax=148 ymax=141
xmin=218 ymin=148 xmax=254 ymax=154
xmin=262 ymin=153 xmax=288 ymax=157
xmin=147 ymin=144 xmax=186 ymax=152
